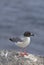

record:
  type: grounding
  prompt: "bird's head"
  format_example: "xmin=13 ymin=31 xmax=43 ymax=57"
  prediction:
xmin=24 ymin=31 xmax=34 ymax=37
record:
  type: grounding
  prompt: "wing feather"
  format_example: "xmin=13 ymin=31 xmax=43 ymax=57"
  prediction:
xmin=9 ymin=37 xmax=23 ymax=42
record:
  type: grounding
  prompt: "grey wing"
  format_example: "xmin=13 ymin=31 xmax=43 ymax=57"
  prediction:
xmin=9 ymin=37 xmax=23 ymax=42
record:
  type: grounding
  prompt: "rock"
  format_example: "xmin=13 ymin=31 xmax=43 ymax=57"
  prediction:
xmin=0 ymin=50 xmax=44 ymax=65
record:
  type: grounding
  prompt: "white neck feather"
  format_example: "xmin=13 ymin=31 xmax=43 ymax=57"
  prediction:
xmin=24 ymin=37 xmax=30 ymax=43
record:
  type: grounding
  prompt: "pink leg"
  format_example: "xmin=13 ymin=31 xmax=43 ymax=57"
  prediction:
xmin=19 ymin=48 xmax=28 ymax=56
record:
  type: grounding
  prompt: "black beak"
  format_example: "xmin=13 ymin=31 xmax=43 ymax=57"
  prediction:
xmin=31 ymin=33 xmax=34 ymax=36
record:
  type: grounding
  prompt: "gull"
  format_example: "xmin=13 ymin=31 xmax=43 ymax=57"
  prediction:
xmin=9 ymin=31 xmax=34 ymax=56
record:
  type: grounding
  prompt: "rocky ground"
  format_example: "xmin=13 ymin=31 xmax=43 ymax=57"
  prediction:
xmin=0 ymin=50 xmax=44 ymax=65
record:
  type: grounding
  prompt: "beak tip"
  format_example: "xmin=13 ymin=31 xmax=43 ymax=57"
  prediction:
xmin=31 ymin=33 xmax=34 ymax=36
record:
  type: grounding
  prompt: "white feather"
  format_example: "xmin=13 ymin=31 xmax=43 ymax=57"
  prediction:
xmin=15 ymin=37 xmax=30 ymax=48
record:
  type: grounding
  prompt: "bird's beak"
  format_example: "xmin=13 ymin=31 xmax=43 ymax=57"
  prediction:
xmin=31 ymin=33 xmax=34 ymax=36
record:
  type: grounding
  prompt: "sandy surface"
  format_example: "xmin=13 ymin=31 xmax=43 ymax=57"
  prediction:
xmin=0 ymin=50 xmax=44 ymax=65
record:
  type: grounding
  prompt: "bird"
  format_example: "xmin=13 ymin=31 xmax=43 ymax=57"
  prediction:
xmin=9 ymin=31 xmax=34 ymax=56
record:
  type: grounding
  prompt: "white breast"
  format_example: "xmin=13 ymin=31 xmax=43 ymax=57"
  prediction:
xmin=15 ymin=37 xmax=30 ymax=48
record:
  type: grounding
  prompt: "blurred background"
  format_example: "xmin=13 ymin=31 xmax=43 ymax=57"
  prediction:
xmin=0 ymin=0 xmax=44 ymax=56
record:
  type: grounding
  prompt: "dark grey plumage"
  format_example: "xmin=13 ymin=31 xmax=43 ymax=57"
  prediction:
xmin=9 ymin=37 xmax=22 ymax=42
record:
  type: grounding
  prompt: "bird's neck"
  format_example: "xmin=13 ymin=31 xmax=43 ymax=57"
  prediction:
xmin=24 ymin=37 xmax=30 ymax=39
xmin=24 ymin=37 xmax=30 ymax=43
xmin=26 ymin=37 xmax=30 ymax=41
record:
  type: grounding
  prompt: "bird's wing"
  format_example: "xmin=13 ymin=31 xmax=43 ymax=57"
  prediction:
xmin=9 ymin=37 xmax=23 ymax=42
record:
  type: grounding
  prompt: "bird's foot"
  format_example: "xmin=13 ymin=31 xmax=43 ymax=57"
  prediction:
xmin=19 ymin=52 xmax=28 ymax=57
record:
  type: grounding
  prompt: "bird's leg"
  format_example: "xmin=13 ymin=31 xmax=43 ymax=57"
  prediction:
xmin=19 ymin=48 xmax=25 ymax=57
xmin=19 ymin=48 xmax=28 ymax=56
xmin=23 ymin=47 xmax=28 ymax=56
